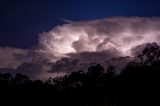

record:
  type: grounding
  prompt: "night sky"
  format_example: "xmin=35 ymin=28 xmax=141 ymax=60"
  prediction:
xmin=1 ymin=1 xmax=160 ymax=103
xmin=1 ymin=0 xmax=160 ymax=48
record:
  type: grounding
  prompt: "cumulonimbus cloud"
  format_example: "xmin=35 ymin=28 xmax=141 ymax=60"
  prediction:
xmin=39 ymin=17 xmax=160 ymax=63
xmin=36 ymin=17 xmax=160 ymax=73
xmin=1 ymin=17 xmax=160 ymax=79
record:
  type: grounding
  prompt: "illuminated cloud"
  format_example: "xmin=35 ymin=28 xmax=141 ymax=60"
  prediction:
xmin=39 ymin=17 xmax=160 ymax=63
xmin=1 ymin=17 xmax=160 ymax=79
xmin=0 ymin=47 xmax=64 ymax=80
xmin=38 ymin=17 xmax=160 ymax=73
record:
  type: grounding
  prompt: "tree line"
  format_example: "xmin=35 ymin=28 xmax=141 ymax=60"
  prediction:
xmin=0 ymin=43 xmax=160 ymax=106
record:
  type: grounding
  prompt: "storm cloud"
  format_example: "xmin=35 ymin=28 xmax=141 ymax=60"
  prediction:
xmin=39 ymin=17 xmax=160 ymax=62
xmin=1 ymin=17 xmax=160 ymax=79
xmin=38 ymin=17 xmax=160 ymax=73
xmin=0 ymin=47 xmax=65 ymax=80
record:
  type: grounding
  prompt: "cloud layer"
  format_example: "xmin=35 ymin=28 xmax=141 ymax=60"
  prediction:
xmin=0 ymin=47 xmax=65 ymax=80
xmin=39 ymin=17 xmax=160 ymax=62
xmin=0 ymin=47 xmax=28 ymax=68
xmin=1 ymin=17 xmax=160 ymax=79
xmin=38 ymin=17 xmax=160 ymax=73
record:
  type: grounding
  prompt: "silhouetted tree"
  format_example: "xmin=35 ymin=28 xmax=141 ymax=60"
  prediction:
xmin=15 ymin=73 xmax=29 ymax=85
xmin=1 ymin=43 xmax=160 ymax=105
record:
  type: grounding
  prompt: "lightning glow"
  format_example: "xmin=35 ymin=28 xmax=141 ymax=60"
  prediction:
xmin=39 ymin=17 xmax=160 ymax=61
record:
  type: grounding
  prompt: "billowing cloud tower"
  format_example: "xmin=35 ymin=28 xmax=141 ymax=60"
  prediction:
xmin=36 ymin=17 xmax=160 ymax=73
xmin=39 ymin=17 xmax=160 ymax=61
xmin=1 ymin=17 xmax=160 ymax=79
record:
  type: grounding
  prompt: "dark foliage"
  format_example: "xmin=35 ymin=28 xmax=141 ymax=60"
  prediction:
xmin=1 ymin=43 xmax=160 ymax=105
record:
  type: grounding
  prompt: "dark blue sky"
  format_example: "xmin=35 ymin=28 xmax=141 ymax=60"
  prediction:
xmin=1 ymin=0 xmax=160 ymax=48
